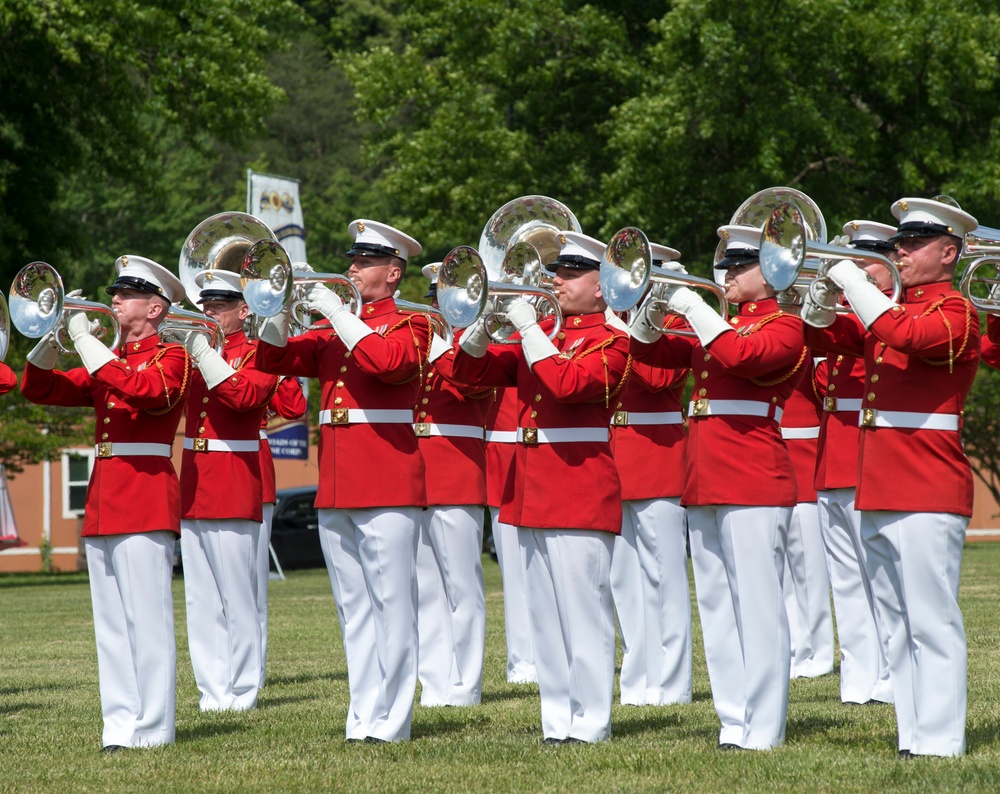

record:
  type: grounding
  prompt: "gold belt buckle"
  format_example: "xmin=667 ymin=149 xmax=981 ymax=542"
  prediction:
xmin=612 ymin=411 xmax=628 ymax=427
xmin=521 ymin=427 xmax=538 ymax=445
xmin=691 ymin=398 xmax=709 ymax=417
xmin=193 ymin=438 xmax=209 ymax=452
xmin=330 ymin=408 xmax=349 ymax=425
xmin=824 ymin=396 xmax=837 ymax=412
xmin=414 ymin=422 xmax=431 ymax=437
xmin=97 ymin=442 xmax=113 ymax=458
xmin=861 ymin=408 xmax=877 ymax=428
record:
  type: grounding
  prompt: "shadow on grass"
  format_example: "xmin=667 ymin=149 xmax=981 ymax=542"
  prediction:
xmin=612 ymin=708 xmax=686 ymax=739
xmin=0 ymin=700 xmax=46 ymax=719
xmin=411 ymin=713 xmax=480 ymax=740
xmin=0 ymin=682 xmax=64 ymax=697
xmin=968 ymin=720 xmax=1000 ymax=752
xmin=175 ymin=719 xmax=252 ymax=742
xmin=480 ymin=686 xmax=539 ymax=704
xmin=264 ymin=671 xmax=346 ymax=687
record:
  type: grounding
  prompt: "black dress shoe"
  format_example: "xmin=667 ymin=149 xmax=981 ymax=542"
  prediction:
xmin=542 ymin=737 xmax=565 ymax=746
xmin=898 ymin=749 xmax=915 ymax=759
xmin=344 ymin=738 xmax=364 ymax=745
xmin=562 ymin=738 xmax=586 ymax=744
xmin=363 ymin=737 xmax=389 ymax=745
xmin=101 ymin=745 xmax=127 ymax=754
xmin=718 ymin=743 xmax=742 ymax=752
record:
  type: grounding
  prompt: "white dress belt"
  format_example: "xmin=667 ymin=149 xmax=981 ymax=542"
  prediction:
xmin=319 ymin=408 xmax=413 ymax=425
xmin=781 ymin=426 xmax=821 ymax=440
xmin=94 ymin=442 xmax=172 ymax=459
xmin=610 ymin=411 xmax=684 ymax=427
xmin=414 ymin=422 xmax=485 ymax=440
xmin=823 ymin=397 xmax=862 ymax=412
xmin=485 ymin=430 xmax=518 ymax=444
xmin=516 ymin=427 xmax=610 ymax=444
xmin=183 ymin=438 xmax=261 ymax=453
xmin=688 ymin=399 xmax=783 ymax=423
xmin=859 ymin=409 xmax=960 ymax=431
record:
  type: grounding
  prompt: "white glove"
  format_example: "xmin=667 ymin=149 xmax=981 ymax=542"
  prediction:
xmin=187 ymin=334 xmax=236 ymax=390
xmin=829 ymin=234 xmax=851 ymax=248
xmin=305 ymin=282 xmax=344 ymax=321
xmin=73 ymin=334 xmax=117 ymax=375
xmin=291 ymin=261 xmax=315 ymax=274
xmin=459 ymin=316 xmax=491 ymax=358
xmin=258 ymin=311 xmax=291 ymax=347
xmin=666 ymin=286 xmax=704 ymax=316
xmin=66 ymin=311 xmax=94 ymax=342
xmin=428 ymin=332 xmax=453 ymax=363
xmin=826 ymin=260 xmax=894 ymax=329
xmin=800 ymin=283 xmax=837 ymax=328
xmin=668 ymin=286 xmax=732 ymax=347
xmin=661 ymin=261 xmax=688 ymax=275
xmin=520 ymin=325 xmax=558 ymax=369
xmin=26 ymin=331 xmax=60 ymax=370
xmin=629 ymin=296 xmax=668 ymax=345
xmin=505 ymin=298 xmax=537 ymax=333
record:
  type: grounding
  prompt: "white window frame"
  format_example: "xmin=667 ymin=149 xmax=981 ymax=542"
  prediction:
xmin=61 ymin=447 xmax=94 ymax=519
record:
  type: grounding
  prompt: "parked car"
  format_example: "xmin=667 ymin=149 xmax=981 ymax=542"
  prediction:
xmin=270 ymin=485 xmax=324 ymax=570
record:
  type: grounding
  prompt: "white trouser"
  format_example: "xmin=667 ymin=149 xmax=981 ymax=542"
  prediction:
xmin=490 ymin=506 xmax=536 ymax=683
xmin=318 ymin=506 xmax=420 ymax=742
xmin=611 ymin=497 xmax=692 ymax=705
xmin=687 ymin=504 xmax=791 ymax=750
xmin=416 ymin=504 xmax=486 ymax=706
xmin=783 ymin=501 xmax=834 ymax=678
xmin=816 ymin=489 xmax=892 ymax=703
xmin=85 ymin=532 xmax=176 ymax=749
xmin=256 ymin=502 xmax=275 ymax=689
xmin=860 ymin=510 xmax=968 ymax=756
xmin=181 ymin=518 xmax=262 ymax=712
xmin=521 ymin=528 xmax=616 ymax=743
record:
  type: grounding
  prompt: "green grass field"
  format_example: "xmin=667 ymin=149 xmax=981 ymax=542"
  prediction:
xmin=3 ymin=545 xmax=1000 ymax=792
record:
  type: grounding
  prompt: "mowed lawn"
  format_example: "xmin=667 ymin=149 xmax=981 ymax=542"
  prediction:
xmin=3 ymin=543 xmax=1000 ymax=792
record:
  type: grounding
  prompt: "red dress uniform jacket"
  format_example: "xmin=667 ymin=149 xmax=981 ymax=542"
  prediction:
xmin=484 ymin=387 xmax=517 ymax=509
xmin=981 ymin=315 xmax=1000 ymax=370
xmin=631 ymin=298 xmax=806 ymax=507
xmin=260 ymin=375 xmax=307 ymax=504
xmin=0 ymin=361 xmax=16 ymax=394
xmin=780 ymin=355 xmax=822 ymax=503
xmin=21 ymin=335 xmax=188 ymax=536
xmin=450 ymin=313 xmax=630 ymax=533
xmin=804 ymin=282 xmax=980 ymax=516
xmin=417 ymin=343 xmax=491 ymax=507
xmin=256 ymin=297 xmax=430 ymax=509
xmin=610 ymin=354 xmax=688 ymax=502
xmin=181 ymin=331 xmax=275 ymax=522
xmin=813 ymin=336 xmax=868 ymax=492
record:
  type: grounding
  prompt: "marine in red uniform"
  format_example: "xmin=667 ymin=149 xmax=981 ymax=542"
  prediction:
xmin=175 ymin=268 xmax=276 ymax=712
xmin=416 ymin=263 xmax=491 ymax=706
xmin=450 ymin=231 xmax=629 ymax=744
xmin=256 ymin=219 xmax=429 ymax=743
xmin=812 ymin=220 xmax=896 ymax=706
xmin=779 ymin=354 xmax=834 ymax=679
xmin=21 ymin=255 xmax=188 ymax=751
xmin=608 ymin=242 xmax=693 ymax=707
xmin=0 ymin=362 xmax=16 ymax=393
xmin=484 ymin=384 xmax=536 ymax=682
xmin=257 ymin=373 xmax=307 ymax=687
xmin=630 ymin=223 xmax=806 ymax=751
xmin=802 ymin=197 xmax=980 ymax=757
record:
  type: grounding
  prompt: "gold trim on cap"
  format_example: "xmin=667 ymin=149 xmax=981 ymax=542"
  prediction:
xmin=121 ymin=255 xmax=129 ymax=268
xmin=720 ymin=229 xmax=730 ymax=240
xmin=899 ymin=200 xmax=909 ymax=211
xmin=850 ymin=221 xmax=859 ymax=230
xmin=357 ymin=221 xmax=365 ymax=233
xmin=559 ymin=233 xmax=567 ymax=245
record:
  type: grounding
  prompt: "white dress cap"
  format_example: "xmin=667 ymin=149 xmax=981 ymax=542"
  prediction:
xmin=841 ymin=220 xmax=897 ymax=252
xmin=107 ymin=255 xmax=186 ymax=304
xmin=345 ymin=219 xmax=422 ymax=261
xmin=649 ymin=242 xmax=681 ymax=264
xmin=890 ymin=197 xmax=978 ymax=242
xmin=545 ymin=231 xmax=606 ymax=271
xmin=421 ymin=262 xmax=442 ymax=284
xmin=714 ymin=224 xmax=763 ymax=269
xmin=194 ymin=268 xmax=244 ymax=303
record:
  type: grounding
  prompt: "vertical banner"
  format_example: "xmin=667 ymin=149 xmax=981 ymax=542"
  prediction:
xmin=247 ymin=170 xmax=310 ymax=459
xmin=247 ymin=169 xmax=307 ymax=263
